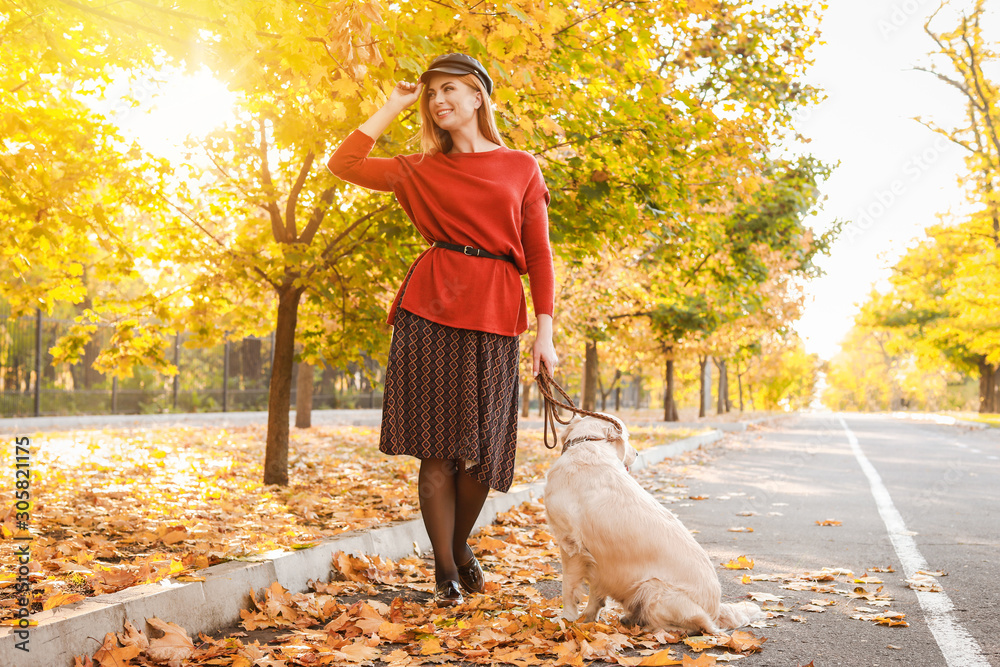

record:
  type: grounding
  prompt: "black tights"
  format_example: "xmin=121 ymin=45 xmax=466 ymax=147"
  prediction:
xmin=418 ymin=458 xmax=491 ymax=584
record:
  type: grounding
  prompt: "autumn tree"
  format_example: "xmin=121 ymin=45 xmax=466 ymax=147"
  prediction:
xmin=905 ymin=0 xmax=1000 ymax=409
xmin=5 ymin=0 xmax=835 ymax=484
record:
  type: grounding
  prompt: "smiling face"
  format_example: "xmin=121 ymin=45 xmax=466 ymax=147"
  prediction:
xmin=425 ymin=73 xmax=482 ymax=131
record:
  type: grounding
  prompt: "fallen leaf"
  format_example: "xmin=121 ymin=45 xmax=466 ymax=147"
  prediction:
xmin=727 ymin=527 xmax=754 ymax=533
xmin=420 ymin=637 xmax=446 ymax=655
xmin=338 ymin=642 xmax=381 ymax=662
xmin=808 ymin=599 xmax=837 ymax=607
xmin=92 ymin=632 xmax=140 ymax=667
xmin=724 ymin=630 xmax=766 ymax=653
xmin=146 ymin=617 xmax=195 ymax=667
xmin=748 ymin=592 xmax=783 ymax=602
xmin=722 ymin=556 xmax=755 ymax=570
xmin=683 ymin=636 xmax=718 ymax=651
xmin=43 ymin=592 xmax=86 ymax=610
xmin=117 ymin=620 xmax=149 ymax=651
xmin=906 ymin=575 xmax=943 ymax=592
xmin=638 ymin=649 xmax=683 ymax=665
xmin=682 ymin=654 xmax=717 ymax=666
xmin=815 ymin=519 xmax=841 ymax=527
xmin=688 ymin=496 xmax=709 ymax=501
xmin=798 ymin=605 xmax=827 ymax=613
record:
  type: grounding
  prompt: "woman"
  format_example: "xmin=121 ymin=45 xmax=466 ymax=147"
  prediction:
xmin=327 ymin=53 xmax=558 ymax=606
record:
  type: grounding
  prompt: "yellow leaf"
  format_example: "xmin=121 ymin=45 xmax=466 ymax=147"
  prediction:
xmin=339 ymin=642 xmax=381 ymax=662
xmin=682 ymin=654 xmax=717 ymax=666
xmin=725 ymin=630 xmax=766 ymax=653
xmin=683 ymin=636 xmax=716 ymax=651
xmin=43 ymin=593 xmax=86 ymax=610
xmin=638 ymin=649 xmax=683 ymax=665
xmin=419 ymin=637 xmax=445 ymax=655
xmin=722 ymin=556 xmax=754 ymax=570
xmin=476 ymin=535 xmax=507 ymax=552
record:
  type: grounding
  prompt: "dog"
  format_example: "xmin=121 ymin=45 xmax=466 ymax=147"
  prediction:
xmin=543 ymin=414 xmax=763 ymax=634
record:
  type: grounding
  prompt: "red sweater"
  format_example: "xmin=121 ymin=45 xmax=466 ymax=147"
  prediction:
xmin=327 ymin=129 xmax=555 ymax=336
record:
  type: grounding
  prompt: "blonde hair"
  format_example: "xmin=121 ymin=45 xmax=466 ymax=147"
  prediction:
xmin=417 ymin=73 xmax=505 ymax=156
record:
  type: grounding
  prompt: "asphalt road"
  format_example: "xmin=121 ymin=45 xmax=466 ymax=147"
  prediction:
xmin=660 ymin=412 xmax=999 ymax=667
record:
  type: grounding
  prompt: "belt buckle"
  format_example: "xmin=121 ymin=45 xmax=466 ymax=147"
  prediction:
xmin=463 ymin=245 xmax=476 ymax=256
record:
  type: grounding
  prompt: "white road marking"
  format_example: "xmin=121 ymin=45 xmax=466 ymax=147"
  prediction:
xmin=838 ymin=415 xmax=990 ymax=667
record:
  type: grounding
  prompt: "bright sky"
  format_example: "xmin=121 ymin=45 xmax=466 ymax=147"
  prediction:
xmin=100 ymin=66 xmax=237 ymax=163
xmin=790 ymin=1 xmax=976 ymax=360
xmin=104 ymin=2 xmax=983 ymax=363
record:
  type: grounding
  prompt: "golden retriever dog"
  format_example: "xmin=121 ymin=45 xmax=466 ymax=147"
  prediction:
xmin=543 ymin=415 xmax=763 ymax=634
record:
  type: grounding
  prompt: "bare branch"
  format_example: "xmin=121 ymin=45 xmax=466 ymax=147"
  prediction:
xmin=912 ymin=117 xmax=976 ymax=153
xmin=303 ymin=205 xmax=390 ymax=281
xmin=299 ymin=187 xmax=336 ymax=245
xmin=258 ymin=118 xmax=288 ymax=242
xmin=285 ymin=151 xmax=315 ymax=241
xmin=153 ymin=191 xmax=278 ymax=290
xmin=911 ymin=66 xmax=974 ymax=100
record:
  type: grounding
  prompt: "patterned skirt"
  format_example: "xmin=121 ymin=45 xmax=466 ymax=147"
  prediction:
xmin=378 ymin=306 xmax=521 ymax=492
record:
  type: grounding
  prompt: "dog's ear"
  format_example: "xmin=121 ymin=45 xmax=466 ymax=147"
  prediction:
xmin=602 ymin=419 xmax=625 ymax=443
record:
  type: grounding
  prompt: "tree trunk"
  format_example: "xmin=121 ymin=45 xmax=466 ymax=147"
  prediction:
xmin=663 ymin=353 xmax=679 ymax=422
xmin=582 ymin=339 xmax=598 ymax=411
xmin=598 ymin=369 xmax=621 ymax=412
xmin=980 ymin=359 xmax=1000 ymax=414
xmin=736 ymin=359 xmax=745 ymax=412
xmin=521 ymin=378 xmax=532 ymax=418
xmin=264 ymin=287 xmax=303 ymax=485
xmin=295 ymin=359 xmax=313 ymax=428
xmin=716 ymin=358 xmax=730 ymax=414
xmin=698 ymin=355 xmax=712 ymax=418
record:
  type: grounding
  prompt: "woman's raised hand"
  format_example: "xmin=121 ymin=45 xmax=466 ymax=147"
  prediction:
xmin=388 ymin=80 xmax=423 ymax=109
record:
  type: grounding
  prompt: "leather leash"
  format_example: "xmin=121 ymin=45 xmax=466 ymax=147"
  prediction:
xmin=534 ymin=366 xmax=623 ymax=452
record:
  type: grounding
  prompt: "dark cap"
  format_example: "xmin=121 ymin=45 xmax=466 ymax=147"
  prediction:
xmin=419 ymin=53 xmax=493 ymax=97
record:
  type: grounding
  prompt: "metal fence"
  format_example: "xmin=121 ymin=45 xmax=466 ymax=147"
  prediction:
xmin=0 ymin=307 xmax=383 ymax=418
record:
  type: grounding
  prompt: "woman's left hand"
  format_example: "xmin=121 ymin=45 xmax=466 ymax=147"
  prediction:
xmin=532 ymin=314 xmax=558 ymax=376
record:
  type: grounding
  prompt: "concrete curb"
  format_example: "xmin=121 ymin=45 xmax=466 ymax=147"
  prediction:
xmin=0 ymin=409 xmax=384 ymax=436
xmin=886 ymin=411 xmax=990 ymax=430
xmin=0 ymin=429 xmax=725 ymax=667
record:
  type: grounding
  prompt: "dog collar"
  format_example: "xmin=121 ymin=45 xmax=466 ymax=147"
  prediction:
xmin=561 ymin=435 xmax=631 ymax=471
xmin=561 ymin=435 xmax=604 ymax=452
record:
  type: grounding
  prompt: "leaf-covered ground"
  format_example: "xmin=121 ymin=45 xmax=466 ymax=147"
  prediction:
xmin=0 ymin=423 xmax=699 ymax=618
xmin=70 ymin=499 xmax=772 ymax=667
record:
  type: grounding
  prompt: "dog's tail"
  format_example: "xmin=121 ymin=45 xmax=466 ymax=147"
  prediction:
xmin=715 ymin=601 xmax=765 ymax=630
xmin=627 ymin=579 xmax=724 ymax=635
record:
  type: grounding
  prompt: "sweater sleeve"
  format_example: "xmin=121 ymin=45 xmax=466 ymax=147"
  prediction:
xmin=326 ymin=129 xmax=404 ymax=192
xmin=522 ymin=195 xmax=555 ymax=318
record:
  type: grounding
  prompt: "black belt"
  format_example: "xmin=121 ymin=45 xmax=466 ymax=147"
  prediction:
xmin=432 ymin=241 xmax=517 ymax=266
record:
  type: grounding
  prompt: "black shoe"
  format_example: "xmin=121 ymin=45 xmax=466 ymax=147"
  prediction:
xmin=434 ymin=580 xmax=463 ymax=606
xmin=457 ymin=553 xmax=485 ymax=594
